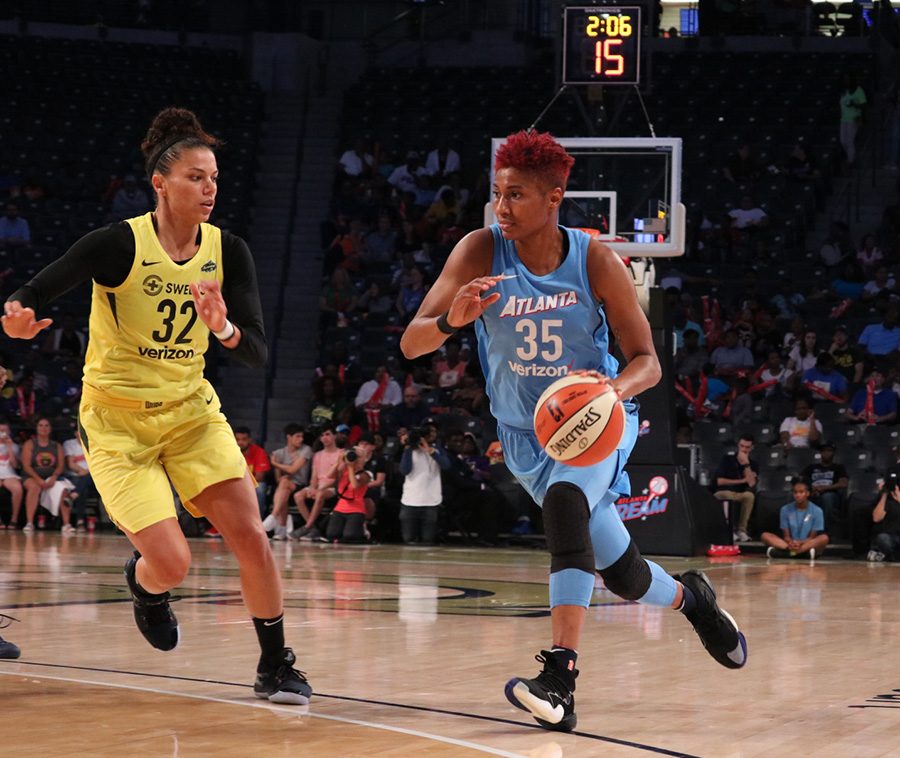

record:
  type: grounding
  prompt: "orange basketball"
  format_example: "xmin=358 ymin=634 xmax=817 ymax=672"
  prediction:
xmin=533 ymin=374 xmax=626 ymax=467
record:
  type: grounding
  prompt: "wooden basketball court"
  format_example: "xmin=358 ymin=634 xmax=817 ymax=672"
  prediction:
xmin=1 ymin=532 xmax=898 ymax=757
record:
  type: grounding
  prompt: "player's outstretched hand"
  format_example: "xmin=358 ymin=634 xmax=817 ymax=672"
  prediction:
xmin=446 ymin=275 xmax=504 ymax=328
xmin=1 ymin=301 xmax=53 ymax=340
xmin=190 ymin=280 xmax=228 ymax=333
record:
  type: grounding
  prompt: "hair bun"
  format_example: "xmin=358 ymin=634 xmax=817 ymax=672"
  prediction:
xmin=141 ymin=107 xmax=219 ymax=161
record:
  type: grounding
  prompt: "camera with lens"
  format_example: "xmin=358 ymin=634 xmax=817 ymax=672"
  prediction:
xmin=406 ymin=427 xmax=426 ymax=448
xmin=344 ymin=449 xmax=359 ymax=463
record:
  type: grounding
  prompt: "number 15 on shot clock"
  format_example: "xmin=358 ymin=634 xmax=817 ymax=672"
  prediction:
xmin=562 ymin=6 xmax=642 ymax=86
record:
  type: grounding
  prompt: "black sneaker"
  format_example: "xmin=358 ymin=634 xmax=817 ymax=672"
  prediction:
xmin=254 ymin=648 xmax=312 ymax=705
xmin=504 ymin=649 xmax=578 ymax=732
xmin=124 ymin=552 xmax=179 ymax=652
xmin=674 ymin=570 xmax=747 ymax=669
xmin=0 ymin=636 xmax=20 ymax=659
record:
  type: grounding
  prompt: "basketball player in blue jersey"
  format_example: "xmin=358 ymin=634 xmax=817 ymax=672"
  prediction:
xmin=401 ymin=130 xmax=746 ymax=732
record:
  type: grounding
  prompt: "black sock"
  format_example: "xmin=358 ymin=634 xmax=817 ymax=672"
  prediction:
xmin=549 ymin=646 xmax=578 ymax=673
xmin=677 ymin=584 xmax=697 ymax=615
xmin=253 ymin=614 xmax=285 ymax=671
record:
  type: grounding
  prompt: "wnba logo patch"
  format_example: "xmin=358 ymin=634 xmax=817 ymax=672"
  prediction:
xmin=142 ymin=275 xmax=163 ymax=296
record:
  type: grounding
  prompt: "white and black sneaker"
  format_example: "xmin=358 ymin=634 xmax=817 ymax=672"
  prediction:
xmin=674 ymin=569 xmax=747 ymax=669
xmin=124 ymin=552 xmax=180 ymax=652
xmin=505 ymin=649 xmax=578 ymax=732
xmin=254 ymin=648 xmax=312 ymax=705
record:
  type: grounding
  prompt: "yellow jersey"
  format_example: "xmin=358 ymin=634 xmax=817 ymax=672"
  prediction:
xmin=82 ymin=212 xmax=224 ymax=402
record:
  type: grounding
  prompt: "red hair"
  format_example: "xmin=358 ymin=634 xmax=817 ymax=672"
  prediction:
xmin=494 ymin=130 xmax=574 ymax=190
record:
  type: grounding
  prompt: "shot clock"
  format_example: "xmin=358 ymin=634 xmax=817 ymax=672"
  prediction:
xmin=562 ymin=6 xmax=642 ymax=86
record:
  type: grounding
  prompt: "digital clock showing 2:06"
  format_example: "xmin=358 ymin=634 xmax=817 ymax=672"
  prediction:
xmin=562 ymin=6 xmax=642 ymax=85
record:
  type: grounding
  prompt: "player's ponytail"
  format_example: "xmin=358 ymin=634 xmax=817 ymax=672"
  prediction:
xmin=141 ymin=107 xmax=221 ymax=180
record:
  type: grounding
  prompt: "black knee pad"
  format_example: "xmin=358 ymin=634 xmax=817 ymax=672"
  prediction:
xmin=543 ymin=482 xmax=594 ymax=574
xmin=598 ymin=540 xmax=651 ymax=601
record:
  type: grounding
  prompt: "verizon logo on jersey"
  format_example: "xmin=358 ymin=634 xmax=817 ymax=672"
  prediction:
xmin=507 ymin=360 xmax=570 ymax=378
xmin=499 ymin=290 xmax=578 ymax=318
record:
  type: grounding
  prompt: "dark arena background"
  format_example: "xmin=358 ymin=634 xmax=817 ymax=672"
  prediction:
xmin=2 ymin=1 xmax=900 ymax=755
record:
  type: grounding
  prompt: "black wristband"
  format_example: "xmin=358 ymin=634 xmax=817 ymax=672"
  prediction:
xmin=436 ymin=311 xmax=460 ymax=335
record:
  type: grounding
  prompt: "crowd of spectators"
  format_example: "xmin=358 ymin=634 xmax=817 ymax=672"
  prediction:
xmin=668 ymin=164 xmax=900 ymax=559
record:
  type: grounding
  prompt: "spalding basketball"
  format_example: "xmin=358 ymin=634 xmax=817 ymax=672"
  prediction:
xmin=533 ymin=374 xmax=625 ymax=466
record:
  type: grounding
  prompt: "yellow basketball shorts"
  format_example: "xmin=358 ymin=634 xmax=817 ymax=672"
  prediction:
xmin=78 ymin=380 xmax=247 ymax=533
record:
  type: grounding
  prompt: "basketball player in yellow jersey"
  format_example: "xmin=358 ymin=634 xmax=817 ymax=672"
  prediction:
xmin=2 ymin=107 xmax=311 ymax=704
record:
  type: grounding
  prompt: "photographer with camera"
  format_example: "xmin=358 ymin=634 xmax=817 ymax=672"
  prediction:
xmin=398 ymin=426 xmax=450 ymax=545
xmin=868 ymin=466 xmax=900 ymax=562
xmin=323 ymin=445 xmax=372 ymax=543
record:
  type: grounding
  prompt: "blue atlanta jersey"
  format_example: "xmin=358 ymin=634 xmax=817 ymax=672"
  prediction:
xmin=475 ymin=224 xmax=620 ymax=431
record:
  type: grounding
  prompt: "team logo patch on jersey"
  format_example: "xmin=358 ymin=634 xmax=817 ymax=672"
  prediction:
xmin=142 ymin=275 xmax=163 ymax=296
xmin=499 ymin=290 xmax=578 ymax=318
xmin=200 ymin=260 xmax=217 ymax=273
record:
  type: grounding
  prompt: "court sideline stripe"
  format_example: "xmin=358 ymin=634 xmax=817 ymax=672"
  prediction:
xmin=0 ymin=669 xmax=522 ymax=758
xmin=3 ymin=660 xmax=700 ymax=757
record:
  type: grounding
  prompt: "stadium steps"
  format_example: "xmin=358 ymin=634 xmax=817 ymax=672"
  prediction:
xmin=213 ymin=90 xmax=304 ymax=438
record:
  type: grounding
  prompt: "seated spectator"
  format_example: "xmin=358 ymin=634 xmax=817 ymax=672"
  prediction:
xmin=424 ymin=139 xmax=461 ymax=180
xmin=425 ymin=188 xmax=459 ymax=231
xmin=728 ymin=195 xmax=768 ymax=231
xmin=309 ymin=376 xmax=349 ymax=427
xmin=326 ymin=217 xmax=367 ymax=274
xmin=858 ymin=306 xmax=900 ymax=356
xmin=819 ymin=220 xmax=853 ymax=269
xmin=63 ymin=426 xmax=97 ymax=532
xmin=0 ymin=420 xmax=23 ymax=529
xmin=319 ymin=267 xmax=358 ymax=327
xmin=787 ymin=330 xmax=820 ymax=374
xmin=868 ymin=481 xmax=900 ymax=561
xmin=358 ymin=433 xmax=386 ymax=523
xmin=758 ymin=350 xmax=794 ymax=397
xmin=862 ymin=265 xmax=896 ymax=301
xmin=396 ymin=266 xmax=427 ymax=322
xmin=829 ymin=325 xmax=864 ymax=385
xmin=110 ymin=175 xmax=152 ymax=219
xmin=829 ymin=260 xmax=866 ymax=302
xmin=784 ymin=140 xmax=820 ymax=181
xmin=782 ymin=315 xmax=807 ymax=354
xmin=432 ymin=337 xmax=467 ymax=390
xmin=399 ymin=427 xmax=450 ymax=545
xmin=338 ymin=139 xmax=374 ymax=179
xmin=710 ymin=329 xmax=754 ymax=377
xmin=0 ymin=203 xmax=30 ymax=253
xmin=265 ymin=424 xmax=312 ymax=540
xmin=857 ymin=233 xmax=884 ymax=277
xmin=41 ymin=313 xmax=87 ymax=359
xmin=846 ymin=367 xmax=898 ymax=424
xmin=324 ymin=448 xmax=371 ymax=543
xmin=357 ymin=281 xmax=393 ymax=315
xmin=234 ymin=426 xmax=271 ymax=520
xmin=801 ymin=441 xmax=848 ymax=538
xmin=451 ymin=370 xmax=488 ymax=417
xmin=294 ymin=426 xmax=343 ymax=541
xmin=779 ymin=397 xmax=822 ymax=449
xmin=723 ymin=143 xmax=761 ymax=184
xmin=673 ymin=310 xmax=705 ymax=349
xmin=713 ymin=434 xmax=758 ymax=543
xmin=355 ymin=365 xmax=402 ymax=432
xmin=52 ymin=359 xmax=83 ymax=414
xmin=365 ymin=214 xmax=398 ymax=263
xmin=675 ymin=328 xmax=709 ymax=379
xmin=442 ymin=430 xmax=502 ymax=545
xmin=21 ymin=418 xmax=73 ymax=533
xmin=801 ymin=352 xmax=849 ymax=403
xmin=388 ymin=152 xmax=428 ymax=199
xmin=390 ymin=385 xmax=430 ymax=432
xmin=761 ymin=479 xmax=829 ymax=559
